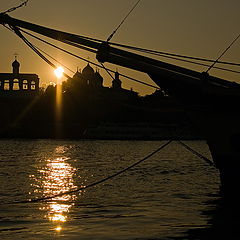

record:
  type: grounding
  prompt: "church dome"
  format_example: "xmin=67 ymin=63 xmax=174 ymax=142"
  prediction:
xmin=73 ymin=69 xmax=81 ymax=79
xmin=82 ymin=63 xmax=94 ymax=76
xmin=112 ymin=71 xmax=122 ymax=89
xmin=95 ymin=71 xmax=103 ymax=87
xmin=95 ymin=71 xmax=103 ymax=81
xmin=12 ymin=59 xmax=20 ymax=75
xmin=12 ymin=59 xmax=20 ymax=68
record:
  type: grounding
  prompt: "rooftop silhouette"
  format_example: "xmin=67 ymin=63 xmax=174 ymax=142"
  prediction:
xmin=0 ymin=58 xmax=39 ymax=97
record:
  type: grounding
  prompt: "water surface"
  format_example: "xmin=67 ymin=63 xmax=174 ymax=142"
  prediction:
xmin=0 ymin=140 xmax=220 ymax=239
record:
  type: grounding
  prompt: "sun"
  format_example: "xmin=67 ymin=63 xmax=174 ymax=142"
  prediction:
xmin=54 ymin=67 xmax=64 ymax=79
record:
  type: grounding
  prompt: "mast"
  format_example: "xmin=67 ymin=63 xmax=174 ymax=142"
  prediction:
xmin=0 ymin=14 xmax=204 ymax=78
xmin=0 ymin=14 xmax=239 ymax=101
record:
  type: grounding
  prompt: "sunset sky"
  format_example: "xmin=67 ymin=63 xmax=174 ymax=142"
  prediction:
xmin=1 ymin=0 xmax=240 ymax=95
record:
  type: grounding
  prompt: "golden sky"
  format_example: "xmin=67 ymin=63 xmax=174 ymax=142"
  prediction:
xmin=1 ymin=0 xmax=240 ymax=95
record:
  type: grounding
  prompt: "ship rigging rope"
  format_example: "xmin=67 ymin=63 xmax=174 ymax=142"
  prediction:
xmin=8 ymin=26 xmax=160 ymax=90
xmin=18 ymin=29 xmax=240 ymax=75
xmin=108 ymin=42 xmax=240 ymax=67
xmin=178 ymin=141 xmax=215 ymax=167
xmin=141 ymin=51 xmax=240 ymax=75
xmin=33 ymin=45 xmax=75 ymax=74
xmin=101 ymin=62 xmax=115 ymax=80
xmin=0 ymin=0 xmax=29 ymax=14
xmin=11 ymin=26 xmax=71 ymax=79
xmin=9 ymin=26 xmax=239 ymax=89
xmin=1 ymin=13 xmax=240 ymax=68
xmin=206 ymin=32 xmax=240 ymax=73
xmin=2 ymin=17 xmax=240 ymax=70
xmin=107 ymin=0 xmax=141 ymax=42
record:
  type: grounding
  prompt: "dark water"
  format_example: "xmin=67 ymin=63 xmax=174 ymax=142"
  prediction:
xmin=0 ymin=140 xmax=221 ymax=239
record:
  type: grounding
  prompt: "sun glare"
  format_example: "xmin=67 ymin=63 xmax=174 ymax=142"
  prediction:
xmin=54 ymin=67 xmax=64 ymax=79
xmin=55 ymin=226 xmax=62 ymax=232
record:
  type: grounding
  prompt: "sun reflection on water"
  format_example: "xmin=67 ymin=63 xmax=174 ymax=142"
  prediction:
xmin=55 ymin=226 xmax=62 ymax=232
xmin=31 ymin=152 xmax=78 ymax=231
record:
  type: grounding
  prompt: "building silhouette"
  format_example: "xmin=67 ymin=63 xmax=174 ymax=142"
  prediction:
xmin=71 ymin=63 xmax=104 ymax=87
xmin=65 ymin=63 xmax=138 ymax=101
xmin=112 ymin=71 xmax=122 ymax=89
xmin=0 ymin=61 xmax=194 ymax=139
xmin=0 ymin=58 xmax=39 ymax=97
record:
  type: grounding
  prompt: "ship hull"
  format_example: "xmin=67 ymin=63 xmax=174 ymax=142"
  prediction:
xmin=186 ymin=104 xmax=240 ymax=199
xmin=149 ymin=73 xmax=240 ymax=198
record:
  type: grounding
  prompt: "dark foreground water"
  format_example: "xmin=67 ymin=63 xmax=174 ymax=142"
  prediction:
xmin=0 ymin=140 xmax=221 ymax=239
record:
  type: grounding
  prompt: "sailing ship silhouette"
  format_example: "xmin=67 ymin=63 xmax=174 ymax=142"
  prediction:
xmin=1 ymin=11 xmax=240 ymax=202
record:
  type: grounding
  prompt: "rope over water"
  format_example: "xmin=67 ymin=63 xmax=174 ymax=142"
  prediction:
xmin=178 ymin=141 xmax=215 ymax=167
xmin=8 ymin=140 xmax=173 ymax=204
xmin=0 ymin=139 xmax=215 ymax=205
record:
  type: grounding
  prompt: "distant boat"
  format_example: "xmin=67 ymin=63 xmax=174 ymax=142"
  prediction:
xmin=84 ymin=122 xmax=196 ymax=140
xmin=0 ymin=13 xmax=239 ymax=200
